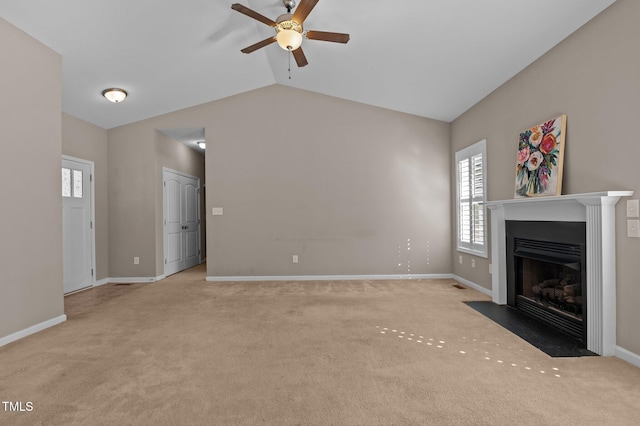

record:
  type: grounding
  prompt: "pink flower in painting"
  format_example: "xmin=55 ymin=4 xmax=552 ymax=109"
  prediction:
xmin=527 ymin=151 xmax=544 ymax=171
xmin=517 ymin=146 xmax=530 ymax=165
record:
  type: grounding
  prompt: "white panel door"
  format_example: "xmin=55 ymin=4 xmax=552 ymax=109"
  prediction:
xmin=164 ymin=177 xmax=183 ymax=275
xmin=62 ymin=158 xmax=94 ymax=294
xmin=163 ymin=169 xmax=200 ymax=276
xmin=183 ymin=182 xmax=200 ymax=269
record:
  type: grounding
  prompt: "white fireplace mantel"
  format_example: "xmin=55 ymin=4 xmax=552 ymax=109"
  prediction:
xmin=486 ymin=191 xmax=633 ymax=356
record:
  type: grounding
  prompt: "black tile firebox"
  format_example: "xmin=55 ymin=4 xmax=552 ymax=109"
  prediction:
xmin=506 ymin=221 xmax=587 ymax=345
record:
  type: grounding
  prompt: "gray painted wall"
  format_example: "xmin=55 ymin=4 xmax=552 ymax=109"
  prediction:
xmin=107 ymin=123 xmax=157 ymax=277
xmin=204 ymin=86 xmax=452 ymax=277
xmin=104 ymin=85 xmax=452 ymax=279
xmin=62 ymin=113 xmax=109 ymax=281
xmin=107 ymin=124 xmax=205 ymax=278
xmin=0 ymin=17 xmax=64 ymax=338
xmin=450 ymin=0 xmax=640 ymax=354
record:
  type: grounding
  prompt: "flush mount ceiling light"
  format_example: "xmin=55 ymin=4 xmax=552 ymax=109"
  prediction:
xmin=102 ymin=88 xmax=127 ymax=103
xmin=197 ymin=141 xmax=206 ymax=149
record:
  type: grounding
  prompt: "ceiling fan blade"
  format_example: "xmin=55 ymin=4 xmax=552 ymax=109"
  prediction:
xmin=306 ymin=30 xmax=350 ymax=44
xmin=231 ymin=3 xmax=276 ymax=27
xmin=292 ymin=47 xmax=308 ymax=67
xmin=240 ymin=37 xmax=277 ymax=54
xmin=292 ymin=0 xmax=319 ymax=24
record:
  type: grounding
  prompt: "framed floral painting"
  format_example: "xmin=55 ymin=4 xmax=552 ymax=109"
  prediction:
xmin=514 ymin=115 xmax=566 ymax=198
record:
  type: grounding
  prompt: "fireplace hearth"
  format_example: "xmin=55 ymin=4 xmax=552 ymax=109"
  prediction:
xmin=506 ymin=221 xmax=586 ymax=343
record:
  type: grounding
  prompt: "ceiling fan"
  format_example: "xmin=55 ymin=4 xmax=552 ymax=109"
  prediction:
xmin=231 ymin=0 xmax=350 ymax=67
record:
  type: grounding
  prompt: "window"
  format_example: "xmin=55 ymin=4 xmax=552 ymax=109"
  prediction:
xmin=455 ymin=139 xmax=487 ymax=257
xmin=73 ymin=170 xmax=83 ymax=198
xmin=62 ymin=168 xmax=71 ymax=197
xmin=62 ymin=167 xmax=83 ymax=198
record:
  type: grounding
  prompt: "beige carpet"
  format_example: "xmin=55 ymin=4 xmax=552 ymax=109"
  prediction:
xmin=1 ymin=264 xmax=639 ymax=425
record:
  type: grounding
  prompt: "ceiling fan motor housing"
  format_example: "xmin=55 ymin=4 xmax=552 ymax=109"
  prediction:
xmin=276 ymin=13 xmax=303 ymax=32
xmin=283 ymin=0 xmax=296 ymax=12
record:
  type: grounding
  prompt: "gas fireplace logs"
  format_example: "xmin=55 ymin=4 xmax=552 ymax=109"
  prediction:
xmin=531 ymin=274 xmax=582 ymax=310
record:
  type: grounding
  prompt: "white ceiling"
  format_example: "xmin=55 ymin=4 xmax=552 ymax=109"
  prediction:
xmin=1 ymin=0 xmax=617 ymax=130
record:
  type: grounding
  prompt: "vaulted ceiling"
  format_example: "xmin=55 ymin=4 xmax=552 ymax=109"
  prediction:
xmin=1 ymin=0 xmax=617 ymax=129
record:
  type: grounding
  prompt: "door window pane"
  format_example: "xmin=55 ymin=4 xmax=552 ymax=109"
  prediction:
xmin=73 ymin=170 xmax=83 ymax=198
xmin=62 ymin=168 xmax=71 ymax=197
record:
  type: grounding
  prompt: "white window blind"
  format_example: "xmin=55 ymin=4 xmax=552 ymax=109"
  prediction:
xmin=455 ymin=140 xmax=487 ymax=257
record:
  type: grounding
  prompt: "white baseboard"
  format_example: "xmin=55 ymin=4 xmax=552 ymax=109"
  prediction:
xmin=451 ymin=275 xmax=493 ymax=297
xmin=206 ymin=273 xmax=454 ymax=282
xmin=93 ymin=278 xmax=110 ymax=287
xmin=616 ymin=346 xmax=640 ymax=368
xmin=0 ymin=315 xmax=67 ymax=348
xmin=108 ymin=275 xmax=165 ymax=284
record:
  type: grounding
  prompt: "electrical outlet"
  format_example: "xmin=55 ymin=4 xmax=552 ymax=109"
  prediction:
xmin=628 ymin=220 xmax=640 ymax=238
xmin=458 ymin=255 xmax=463 ymax=264
xmin=134 ymin=257 xmax=140 ymax=265
xmin=292 ymin=255 xmax=299 ymax=264
xmin=471 ymin=259 xmax=476 ymax=268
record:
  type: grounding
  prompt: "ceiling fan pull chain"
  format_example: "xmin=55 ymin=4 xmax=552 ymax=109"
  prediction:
xmin=288 ymin=49 xmax=292 ymax=80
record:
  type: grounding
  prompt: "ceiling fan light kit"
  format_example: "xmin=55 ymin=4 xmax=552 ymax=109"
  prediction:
xmin=231 ymin=0 xmax=350 ymax=68
xmin=275 ymin=14 xmax=303 ymax=51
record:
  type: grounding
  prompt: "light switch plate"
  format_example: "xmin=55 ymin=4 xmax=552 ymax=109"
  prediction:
xmin=627 ymin=219 xmax=640 ymax=238
xmin=212 ymin=207 xmax=223 ymax=216
xmin=627 ymin=200 xmax=639 ymax=218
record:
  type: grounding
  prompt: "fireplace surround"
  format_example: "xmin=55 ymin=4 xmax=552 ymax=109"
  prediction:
xmin=486 ymin=192 xmax=632 ymax=356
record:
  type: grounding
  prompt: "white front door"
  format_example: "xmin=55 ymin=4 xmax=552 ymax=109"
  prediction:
xmin=163 ymin=169 xmax=200 ymax=276
xmin=62 ymin=157 xmax=94 ymax=294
